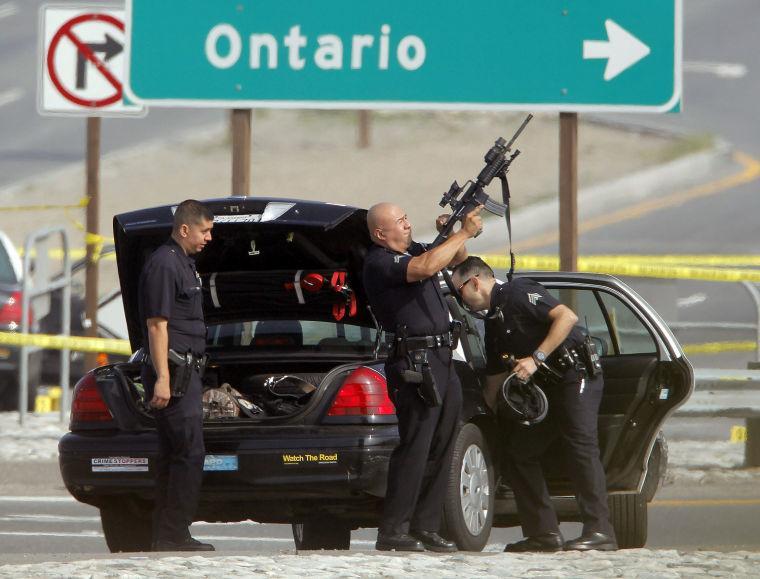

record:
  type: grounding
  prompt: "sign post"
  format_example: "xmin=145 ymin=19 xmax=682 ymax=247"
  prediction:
xmin=40 ymin=5 xmax=145 ymax=373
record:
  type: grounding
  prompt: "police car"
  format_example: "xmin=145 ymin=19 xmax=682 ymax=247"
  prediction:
xmin=58 ymin=197 xmax=693 ymax=552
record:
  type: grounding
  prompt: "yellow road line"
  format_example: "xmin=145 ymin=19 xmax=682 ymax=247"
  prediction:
xmin=518 ymin=150 xmax=760 ymax=251
xmin=682 ymin=341 xmax=756 ymax=355
xmin=652 ymin=498 xmax=760 ymax=507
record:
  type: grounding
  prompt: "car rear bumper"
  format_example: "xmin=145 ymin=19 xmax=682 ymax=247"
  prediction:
xmin=59 ymin=425 xmax=397 ymax=522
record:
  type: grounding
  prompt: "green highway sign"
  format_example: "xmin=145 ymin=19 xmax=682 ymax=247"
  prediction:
xmin=125 ymin=0 xmax=681 ymax=112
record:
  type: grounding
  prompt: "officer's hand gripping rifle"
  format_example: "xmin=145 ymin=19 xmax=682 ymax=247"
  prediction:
xmin=430 ymin=114 xmax=532 ymax=250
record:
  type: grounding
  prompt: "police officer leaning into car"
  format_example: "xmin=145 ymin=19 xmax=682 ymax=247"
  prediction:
xmin=363 ymin=202 xmax=483 ymax=553
xmin=138 ymin=199 xmax=214 ymax=552
xmin=451 ymin=256 xmax=618 ymax=552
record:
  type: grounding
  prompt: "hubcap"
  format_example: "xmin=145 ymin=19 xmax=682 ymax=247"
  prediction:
xmin=459 ymin=443 xmax=490 ymax=535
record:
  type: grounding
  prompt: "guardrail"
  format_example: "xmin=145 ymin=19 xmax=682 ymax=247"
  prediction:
xmin=677 ymin=368 xmax=760 ymax=467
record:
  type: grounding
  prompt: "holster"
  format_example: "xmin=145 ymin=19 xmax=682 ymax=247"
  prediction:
xmin=402 ymin=348 xmax=442 ymax=407
xmin=167 ymin=349 xmax=194 ymax=398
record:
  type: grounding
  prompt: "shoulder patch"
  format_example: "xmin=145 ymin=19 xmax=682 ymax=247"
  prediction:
xmin=527 ymin=292 xmax=542 ymax=306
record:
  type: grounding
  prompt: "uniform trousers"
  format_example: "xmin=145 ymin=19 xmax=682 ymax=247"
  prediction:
xmin=504 ymin=371 xmax=614 ymax=538
xmin=380 ymin=346 xmax=462 ymax=536
xmin=142 ymin=366 xmax=206 ymax=544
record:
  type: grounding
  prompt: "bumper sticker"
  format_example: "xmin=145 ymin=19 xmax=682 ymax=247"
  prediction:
xmin=204 ymin=455 xmax=239 ymax=471
xmin=91 ymin=457 xmax=148 ymax=472
xmin=282 ymin=452 xmax=338 ymax=466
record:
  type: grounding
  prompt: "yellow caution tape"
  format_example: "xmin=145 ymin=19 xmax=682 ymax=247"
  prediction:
xmin=480 ymin=255 xmax=760 ymax=283
xmin=0 ymin=331 xmax=131 ymax=356
xmin=1 ymin=197 xmax=89 ymax=211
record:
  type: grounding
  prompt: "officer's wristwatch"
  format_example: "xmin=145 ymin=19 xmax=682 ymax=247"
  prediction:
xmin=532 ymin=350 xmax=547 ymax=366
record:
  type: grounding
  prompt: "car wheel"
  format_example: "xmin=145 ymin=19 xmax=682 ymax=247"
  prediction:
xmin=442 ymin=423 xmax=495 ymax=552
xmin=642 ymin=432 xmax=668 ymax=503
xmin=100 ymin=501 xmax=153 ymax=553
xmin=292 ymin=519 xmax=351 ymax=550
xmin=608 ymin=493 xmax=647 ymax=549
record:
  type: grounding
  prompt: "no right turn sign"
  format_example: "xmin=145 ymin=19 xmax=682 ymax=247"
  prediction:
xmin=39 ymin=5 xmax=145 ymax=116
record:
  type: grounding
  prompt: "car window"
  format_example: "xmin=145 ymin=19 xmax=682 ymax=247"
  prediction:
xmin=207 ymin=319 xmax=377 ymax=352
xmin=546 ymin=287 xmax=658 ymax=355
xmin=598 ymin=292 xmax=657 ymax=355
xmin=0 ymin=243 xmax=16 ymax=284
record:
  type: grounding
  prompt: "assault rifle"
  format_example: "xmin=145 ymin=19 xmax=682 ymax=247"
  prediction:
xmin=430 ymin=114 xmax=532 ymax=249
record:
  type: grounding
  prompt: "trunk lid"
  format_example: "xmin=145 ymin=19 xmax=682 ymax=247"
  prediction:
xmin=113 ymin=197 xmax=373 ymax=352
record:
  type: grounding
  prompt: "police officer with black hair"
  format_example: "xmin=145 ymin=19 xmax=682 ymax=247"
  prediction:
xmin=139 ymin=199 xmax=214 ymax=552
xmin=451 ymin=256 xmax=617 ymax=552
xmin=363 ymin=202 xmax=483 ymax=553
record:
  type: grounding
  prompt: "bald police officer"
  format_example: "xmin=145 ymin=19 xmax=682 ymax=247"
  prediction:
xmin=451 ymin=256 xmax=617 ymax=552
xmin=363 ymin=202 xmax=483 ymax=552
xmin=139 ymin=200 xmax=214 ymax=552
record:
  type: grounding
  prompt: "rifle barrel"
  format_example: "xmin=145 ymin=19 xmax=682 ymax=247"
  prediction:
xmin=504 ymin=114 xmax=533 ymax=150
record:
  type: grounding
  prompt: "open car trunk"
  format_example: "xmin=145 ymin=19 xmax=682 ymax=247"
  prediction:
xmin=111 ymin=197 xmax=381 ymax=423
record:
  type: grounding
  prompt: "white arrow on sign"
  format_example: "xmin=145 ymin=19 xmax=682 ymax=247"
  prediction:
xmin=583 ymin=19 xmax=651 ymax=81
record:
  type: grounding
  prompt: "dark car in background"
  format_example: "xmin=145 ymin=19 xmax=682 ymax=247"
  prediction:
xmin=39 ymin=246 xmax=129 ymax=387
xmin=0 ymin=229 xmax=42 ymax=410
xmin=58 ymin=198 xmax=693 ymax=553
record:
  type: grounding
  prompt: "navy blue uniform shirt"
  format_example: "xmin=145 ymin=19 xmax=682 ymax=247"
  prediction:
xmin=138 ymin=238 xmax=206 ymax=356
xmin=362 ymin=241 xmax=450 ymax=337
xmin=484 ymin=278 xmax=585 ymax=376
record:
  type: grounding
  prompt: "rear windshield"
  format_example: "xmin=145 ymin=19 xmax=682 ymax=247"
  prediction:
xmin=0 ymin=244 xmax=17 ymax=284
xmin=207 ymin=319 xmax=378 ymax=354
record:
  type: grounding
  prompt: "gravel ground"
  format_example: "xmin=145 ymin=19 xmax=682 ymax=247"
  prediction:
xmin=1 ymin=549 xmax=759 ymax=578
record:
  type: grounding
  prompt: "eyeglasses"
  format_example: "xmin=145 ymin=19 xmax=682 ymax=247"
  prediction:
xmin=457 ymin=274 xmax=478 ymax=292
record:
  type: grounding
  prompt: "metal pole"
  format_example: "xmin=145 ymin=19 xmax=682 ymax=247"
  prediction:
xmin=559 ymin=112 xmax=578 ymax=272
xmin=231 ymin=109 xmax=252 ymax=196
xmin=741 ymin=281 xmax=760 ymax=362
xmin=59 ymin=230 xmax=71 ymax=422
xmin=358 ymin=110 xmax=371 ymax=148
xmin=19 ymin=238 xmax=33 ymax=425
xmin=84 ymin=117 xmax=100 ymax=371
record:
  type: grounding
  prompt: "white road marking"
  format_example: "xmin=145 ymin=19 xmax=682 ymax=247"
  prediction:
xmin=0 ymin=496 xmax=74 ymax=503
xmin=0 ymin=514 xmax=100 ymax=523
xmin=0 ymin=2 xmax=19 ymax=21
xmin=0 ymin=87 xmax=24 ymax=108
xmin=677 ymin=293 xmax=708 ymax=308
xmin=684 ymin=61 xmax=748 ymax=79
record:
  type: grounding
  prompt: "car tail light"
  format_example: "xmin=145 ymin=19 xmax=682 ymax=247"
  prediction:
xmin=71 ymin=372 xmax=114 ymax=425
xmin=0 ymin=291 xmax=33 ymax=329
xmin=327 ymin=367 xmax=395 ymax=416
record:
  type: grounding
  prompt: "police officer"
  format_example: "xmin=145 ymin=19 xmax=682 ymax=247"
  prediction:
xmin=138 ymin=199 xmax=214 ymax=552
xmin=451 ymin=256 xmax=617 ymax=552
xmin=363 ymin=202 xmax=483 ymax=553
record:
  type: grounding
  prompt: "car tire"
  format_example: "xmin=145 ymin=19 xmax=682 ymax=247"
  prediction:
xmin=292 ymin=519 xmax=351 ymax=550
xmin=100 ymin=501 xmax=153 ymax=553
xmin=441 ymin=423 xmax=495 ymax=552
xmin=642 ymin=432 xmax=668 ymax=503
xmin=608 ymin=492 xmax=647 ymax=549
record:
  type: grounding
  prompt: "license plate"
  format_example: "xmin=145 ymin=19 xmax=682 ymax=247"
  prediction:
xmin=203 ymin=455 xmax=238 ymax=471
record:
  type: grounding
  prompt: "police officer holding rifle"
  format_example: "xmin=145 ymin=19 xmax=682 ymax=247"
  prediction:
xmin=363 ymin=202 xmax=483 ymax=552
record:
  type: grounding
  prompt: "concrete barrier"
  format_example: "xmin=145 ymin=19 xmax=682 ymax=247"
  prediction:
xmin=677 ymin=369 xmax=760 ymax=467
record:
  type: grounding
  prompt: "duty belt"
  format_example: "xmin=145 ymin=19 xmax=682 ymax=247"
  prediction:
xmin=400 ymin=332 xmax=455 ymax=350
